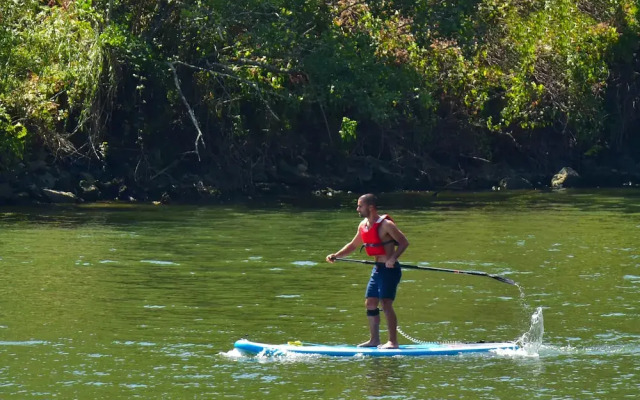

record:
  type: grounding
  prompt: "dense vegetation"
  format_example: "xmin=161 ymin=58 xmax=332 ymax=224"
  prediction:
xmin=1 ymin=0 xmax=639 ymax=202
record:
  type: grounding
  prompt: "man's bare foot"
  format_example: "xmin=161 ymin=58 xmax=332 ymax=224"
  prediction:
xmin=378 ymin=341 xmax=399 ymax=349
xmin=358 ymin=340 xmax=380 ymax=347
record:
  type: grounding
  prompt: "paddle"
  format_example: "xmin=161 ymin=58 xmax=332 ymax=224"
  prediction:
xmin=333 ymin=257 xmax=517 ymax=285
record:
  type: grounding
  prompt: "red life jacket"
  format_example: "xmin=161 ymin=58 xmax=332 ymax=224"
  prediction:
xmin=359 ymin=214 xmax=397 ymax=256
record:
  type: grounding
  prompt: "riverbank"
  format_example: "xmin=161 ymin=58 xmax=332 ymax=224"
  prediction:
xmin=2 ymin=156 xmax=639 ymax=206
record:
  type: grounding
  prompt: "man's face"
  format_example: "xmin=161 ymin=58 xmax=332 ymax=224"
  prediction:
xmin=357 ymin=198 xmax=370 ymax=218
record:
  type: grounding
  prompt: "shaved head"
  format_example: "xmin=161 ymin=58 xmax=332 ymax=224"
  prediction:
xmin=359 ymin=193 xmax=378 ymax=208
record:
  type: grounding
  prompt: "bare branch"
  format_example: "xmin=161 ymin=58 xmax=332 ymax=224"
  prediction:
xmin=460 ymin=154 xmax=491 ymax=163
xmin=150 ymin=152 xmax=193 ymax=181
xmin=175 ymin=60 xmax=282 ymax=120
xmin=319 ymin=102 xmax=332 ymax=144
xmin=167 ymin=61 xmax=205 ymax=161
xmin=228 ymin=58 xmax=298 ymax=75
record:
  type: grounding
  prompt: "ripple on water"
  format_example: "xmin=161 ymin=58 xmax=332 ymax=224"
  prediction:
xmin=113 ymin=340 xmax=157 ymax=347
xmin=291 ymin=261 xmax=318 ymax=266
xmin=601 ymin=312 xmax=626 ymax=317
xmin=623 ymin=275 xmax=640 ymax=283
xmin=540 ymin=343 xmax=640 ymax=357
xmin=0 ymin=340 xmax=49 ymax=346
xmin=140 ymin=260 xmax=180 ymax=266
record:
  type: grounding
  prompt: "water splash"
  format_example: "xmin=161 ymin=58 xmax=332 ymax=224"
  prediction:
xmin=515 ymin=282 xmax=526 ymax=299
xmin=220 ymin=348 xmax=246 ymax=359
xmin=516 ymin=306 xmax=544 ymax=355
xmin=220 ymin=347 xmax=320 ymax=363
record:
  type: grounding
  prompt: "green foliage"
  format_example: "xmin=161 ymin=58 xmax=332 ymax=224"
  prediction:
xmin=0 ymin=103 xmax=27 ymax=168
xmin=1 ymin=0 xmax=639 ymax=186
xmin=339 ymin=116 xmax=357 ymax=148
xmin=303 ymin=0 xmax=436 ymax=136
xmin=487 ymin=0 xmax=618 ymax=139
xmin=0 ymin=0 xmax=104 ymax=161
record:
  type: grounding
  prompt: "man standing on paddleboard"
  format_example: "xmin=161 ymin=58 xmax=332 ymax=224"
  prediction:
xmin=326 ymin=193 xmax=409 ymax=349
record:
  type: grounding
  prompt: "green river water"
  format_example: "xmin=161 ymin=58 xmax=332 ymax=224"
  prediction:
xmin=1 ymin=189 xmax=638 ymax=399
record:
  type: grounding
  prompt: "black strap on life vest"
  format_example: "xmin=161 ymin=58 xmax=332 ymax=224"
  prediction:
xmin=363 ymin=239 xmax=398 ymax=248
xmin=359 ymin=239 xmax=398 ymax=253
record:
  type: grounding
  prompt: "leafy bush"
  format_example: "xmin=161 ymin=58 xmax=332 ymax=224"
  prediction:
xmin=0 ymin=0 xmax=103 ymax=164
xmin=0 ymin=103 xmax=27 ymax=169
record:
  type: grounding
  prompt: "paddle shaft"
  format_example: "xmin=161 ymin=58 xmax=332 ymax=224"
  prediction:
xmin=333 ymin=257 xmax=516 ymax=285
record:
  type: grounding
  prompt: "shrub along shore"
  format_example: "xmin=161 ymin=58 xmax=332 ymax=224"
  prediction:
xmin=1 ymin=1 xmax=639 ymax=204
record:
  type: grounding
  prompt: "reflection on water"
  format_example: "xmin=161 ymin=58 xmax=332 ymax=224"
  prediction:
xmin=363 ymin=357 xmax=405 ymax=398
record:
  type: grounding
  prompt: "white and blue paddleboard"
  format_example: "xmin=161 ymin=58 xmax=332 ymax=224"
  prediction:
xmin=234 ymin=339 xmax=518 ymax=357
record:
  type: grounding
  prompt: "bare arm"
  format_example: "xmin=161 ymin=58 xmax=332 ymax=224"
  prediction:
xmin=380 ymin=220 xmax=409 ymax=268
xmin=326 ymin=229 xmax=363 ymax=263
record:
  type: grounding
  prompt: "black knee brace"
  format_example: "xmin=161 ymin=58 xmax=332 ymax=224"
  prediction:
xmin=366 ymin=308 xmax=380 ymax=317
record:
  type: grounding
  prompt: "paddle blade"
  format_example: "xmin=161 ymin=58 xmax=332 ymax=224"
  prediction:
xmin=489 ymin=274 xmax=517 ymax=285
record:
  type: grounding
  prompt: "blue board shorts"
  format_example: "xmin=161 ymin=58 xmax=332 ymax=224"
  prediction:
xmin=365 ymin=262 xmax=402 ymax=300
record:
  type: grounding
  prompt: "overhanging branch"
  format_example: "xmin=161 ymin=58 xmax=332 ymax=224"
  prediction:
xmin=167 ymin=61 xmax=206 ymax=161
xmin=174 ymin=60 xmax=282 ymax=121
